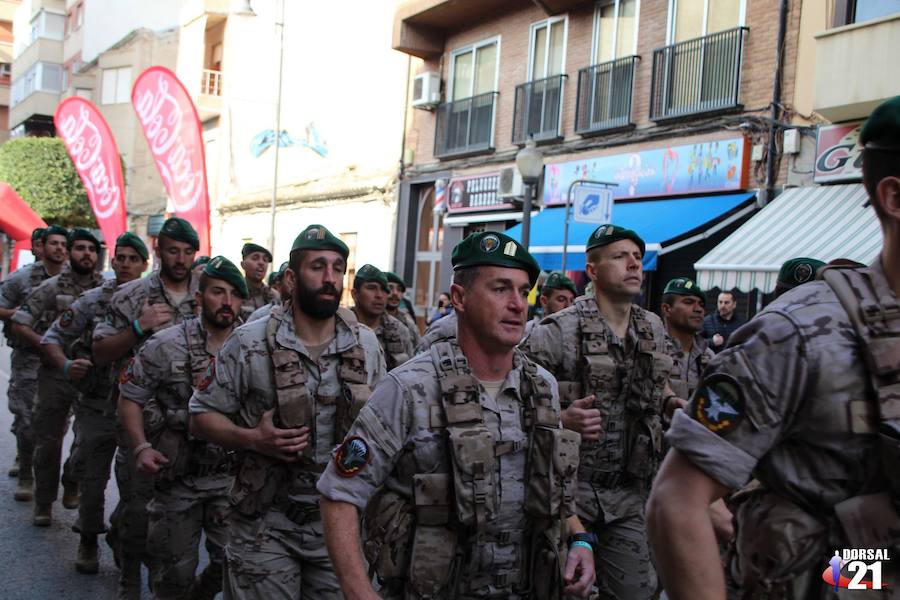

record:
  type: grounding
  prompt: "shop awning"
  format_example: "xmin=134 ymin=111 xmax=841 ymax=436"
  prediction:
xmin=695 ymin=184 xmax=880 ymax=293
xmin=505 ymin=192 xmax=756 ymax=271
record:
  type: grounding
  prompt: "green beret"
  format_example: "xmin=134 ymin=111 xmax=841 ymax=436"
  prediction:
xmin=776 ymin=257 xmax=825 ymax=291
xmin=42 ymin=225 xmax=68 ymax=242
xmin=267 ymin=271 xmax=279 ymax=286
xmin=290 ymin=224 xmax=348 ymax=259
xmin=192 ymin=256 xmax=211 ymax=269
xmin=663 ymin=277 xmax=706 ymax=304
xmin=585 ymin=224 xmax=645 ymax=256
xmin=241 ymin=242 xmax=273 ymax=262
xmin=115 ymin=232 xmax=149 ymax=260
xmin=385 ymin=271 xmax=407 ymax=290
xmin=354 ymin=264 xmax=389 ymax=292
xmin=278 ymin=261 xmax=290 ymax=275
xmin=203 ymin=256 xmax=249 ymax=299
xmin=67 ymin=227 xmax=100 ymax=250
xmin=860 ymin=95 xmax=900 ymax=151
xmin=451 ymin=231 xmax=540 ymax=286
xmin=541 ymin=271 xmax=577 ymax=297
xmin=159 ymin=217 xmax=200 ymax=250
xmin=31 ymin=227 xmax=46 ymax=242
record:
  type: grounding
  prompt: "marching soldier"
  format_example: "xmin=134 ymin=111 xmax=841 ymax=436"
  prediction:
xmin=11 ymin=228 xmax=104 ymax=527
xmin=319 ymin=231 xmax=596 ymax=599
xmin=0 ymin=225 xmax=68 ymax=499
xmin=351 ymin=264 xmax=415 ymax=371
xmin=773 ymin=257 xmax=825 ymax=298
xmin=190 ymin=224 xmax=384 ymax=599
xmin=524 ymin=271 xmax=577 ymax=338
xmin=646 ymin=96 xmax=900 ymax=600
xmin=239 ymin=242 xmax=275 ymax=322
xmin=385 ymin=271 xmax=420 ymax=345
xmin=247 ymin=261 xmax=290 ymax=323
xmin=119 ymin=257 xmax=247 ymax=599
xmin=92 ymin=217 xmax=200 ymax=598
xmin=660 ymin=277 xmax=715 ymax=401
xmin=521 ymin=224 xmax=682 ymax=599
xmin=40 ymin=232 xmax=149 ymax=573
xmin=30 ymin=227 xmax=46 ymax=262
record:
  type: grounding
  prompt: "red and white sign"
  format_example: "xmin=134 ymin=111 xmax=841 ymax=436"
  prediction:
xmin=131 ymin=66 xmax=211 ymax=254
xmin=815 ymin=122 xmax=864 ymax=183
xmin=54 ymin=97 xmax=127 ymax=249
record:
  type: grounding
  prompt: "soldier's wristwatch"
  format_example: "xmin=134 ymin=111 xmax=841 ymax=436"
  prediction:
xmin=567 ymin=532 xmax=598 ymax=550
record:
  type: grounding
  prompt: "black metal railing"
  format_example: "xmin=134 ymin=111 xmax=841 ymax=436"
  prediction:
xmin=575 ymin=56 xmax=639 ymax=135
xmin=650 ymin=26 xmax=748 ymax=120
xmin=512 ymin=74 xmax=567 ymax=144
xmin=433 ymin=91 xmax=498 ymax=159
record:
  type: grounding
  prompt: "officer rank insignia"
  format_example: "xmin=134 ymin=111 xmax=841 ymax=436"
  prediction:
xmin=334 ymin=436 xmax=371 ymax=477
xmin=59 ymin=308 xmax=74 ymax=328
xmin=693 ymin=373 xmax=743 ymax=434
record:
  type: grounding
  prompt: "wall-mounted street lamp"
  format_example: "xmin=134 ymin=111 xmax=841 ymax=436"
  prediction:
xmin=515 ymin=139 xmax=544 ymax=249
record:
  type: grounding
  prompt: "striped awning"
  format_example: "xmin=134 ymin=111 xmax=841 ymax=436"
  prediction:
xmin=695 ymin=184 xmax=881 ymax=293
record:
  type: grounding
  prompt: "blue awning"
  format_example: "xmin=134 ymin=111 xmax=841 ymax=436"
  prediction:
xmin=506 ymin=192 xmax=756 ymax=271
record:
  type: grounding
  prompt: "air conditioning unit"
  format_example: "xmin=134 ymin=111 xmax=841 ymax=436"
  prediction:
xmin=411 ymin=72 xmax=441 ymax=109
xmin=498 ymin=167 xmax=525 ymax=200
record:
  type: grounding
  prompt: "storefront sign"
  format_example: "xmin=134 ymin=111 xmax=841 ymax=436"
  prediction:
xmin=815 ymin=122 xmax=863 ymax=183
xmin=447 ymin=172 xmax=512 ymax=213
xmin=543 ymin=137 xmax=749 ymax=205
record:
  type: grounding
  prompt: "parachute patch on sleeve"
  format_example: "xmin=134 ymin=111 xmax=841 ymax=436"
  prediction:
xmin=334 ymin=436 xmax=371 ymax=477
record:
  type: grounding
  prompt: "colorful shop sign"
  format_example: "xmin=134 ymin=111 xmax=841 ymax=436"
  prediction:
xmin=543 ymin=137 xmax=749 ymax=205
xmin=446 ymin=172 xmax=513 ymax=213
xmin=814 ymin=122 xmax=863 ymax=183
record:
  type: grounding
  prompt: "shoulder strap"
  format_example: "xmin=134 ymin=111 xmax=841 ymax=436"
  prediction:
xmin=183 ymin=318 xmax=210 ymax=387
xmin=519 ymin=355 xmax=559 ymax=428
xmin=576 ymin=297 xmax=608 ymax=357
xmin=430 ymin=341 xmax=482 ymax=426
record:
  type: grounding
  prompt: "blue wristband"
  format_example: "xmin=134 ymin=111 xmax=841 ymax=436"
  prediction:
xmin=132 ymin=319 xmax=144 ymax=338
xmin=63 ymin=359 xmax=72 ymax=376
xmin=570 ymin=540 xmax=593 ymax=553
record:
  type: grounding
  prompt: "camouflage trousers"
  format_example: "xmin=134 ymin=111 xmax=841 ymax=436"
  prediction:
xmin=32 ymin=366 xmax=79 ymax=505
xmin=224 ymin=509 xmax=342 ymax=600
xmin=146 ymin=475 xmax=232 ymax=599
xmin=576 ymin=480 xmax=656 ymax=600
xmin=69 ymin=402 xmax=116 ymax=535
xmin=107 ymin=442 xmax=155 ymax=566
xmin=7 ymin=349 xmax=39 ymax=466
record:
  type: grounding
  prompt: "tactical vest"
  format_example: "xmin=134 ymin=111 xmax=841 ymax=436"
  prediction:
xmin=668 ymin=337 xmax=711 ymax=400
xmin=69 ymin=279 xmax=117 ymax=406
xmin=39 ymin=267 xmax=101 ymax=335
xmin=556 ymin=297 xmax=672 ymax=487
xmin=363 ymin=341 xmax=580 ymax=600
xmin=229 ymin=304 xmax=371 ymax=518
xmin=4 ymin=262 xmax=50 ymax=348
xmin=380 ymin=314 xmax=411 ymax=371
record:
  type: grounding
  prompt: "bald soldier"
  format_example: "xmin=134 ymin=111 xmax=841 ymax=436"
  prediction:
xmin=660 ymin=277 xmax=715 ymax=401
xmin=119 ymin=257 xmax=247 ymax=600
xmin=12 ymin=228 xmax=104 ymax=527
xmin=239 ymin=242 xmax=276 ymax=321
xmin=41 ymin=232 xmax=149 ymax=574
xmin=319 ymin=231 xmax=595 ymax=599
xmin=190 ymin=224 xmax=384 ymax=599
xmin=521 ymin=224 xmax=682 ymax=600
xmin=351 ymin=264 xmax=415 ymax=371
xmin=524 ymin=271 xmax=578 ymax=338
xmin=385 ymin=271 xmax=420 ymax=345
xmin=647 ymin=95 xmax=900 ymax=599
xmin=0 ymin=225 xmax=68 ymax=499
xmin=93 ymin=217 xmax=200 ymax=598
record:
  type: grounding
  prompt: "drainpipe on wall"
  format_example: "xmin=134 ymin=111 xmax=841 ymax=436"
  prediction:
xmin=761 ymin=0 xmax=790 ymax=208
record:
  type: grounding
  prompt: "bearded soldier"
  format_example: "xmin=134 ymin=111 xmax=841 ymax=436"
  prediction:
xmin=239 ymin=242 xmax=275 ymax=322
xmin=119 ymin=257 xmax=246 ymax=599
xmin=190 ymin=224 xmax=384 ymax=599
xmin=319 ymin=231 xmax=596 ymax=599
xmin=385 ymin=271 xmax=420 ymax=345
xmin=41 ymin=232 xmax=149 ymax=573
xmin=351 ymin=264 xmax=415 ymax=371
xmin=11 ymin=228 xmax=104 ymax=526
xmin=0 ymin=225 xmax=68 ymax=500
xmin=92 ymin=217 xmax=200 ymax=598
xmin=660 ymin=278 xmax=715 ymax=401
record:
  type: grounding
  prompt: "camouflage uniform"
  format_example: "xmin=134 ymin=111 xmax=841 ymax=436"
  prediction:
xmin=189 ymin=303 xmax=384 ymax=600
xmin=119 ymin=316 xmax=233 ymax=599
xmin=391 ymin=308 xmax=420 ymax=347
xmin=246 ymin=301 xmax=276 ymax=323
xmin=415 ymin=311 xmax=457 ymax=353
xmin=666 ymin=261 xmax=899 ymax=598
xmin=93 ymin=270 xmax=199 ymax=567
xmin=317 ymin=340 xmax=580 ymax=599
xmin=522 ymin=295 xmax=674 ymax=600
xmin=0 ymin=261 xmax=53 ymax=474
xmin=667 ymin=333 xmax=714 ymax=401
xmin=240 ymin=281 xmax=275 ymax=322
xmin=42 ymin=278 xmax=118 ymax=536
xmin=353 ymin=309 xmax=415 ymax=371
xmin=12 ymin=265 xmax=102 ymax=507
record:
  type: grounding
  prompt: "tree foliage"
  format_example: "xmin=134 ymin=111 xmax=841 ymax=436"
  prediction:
xmin=0 ymin=137 xmax=97 ymax=228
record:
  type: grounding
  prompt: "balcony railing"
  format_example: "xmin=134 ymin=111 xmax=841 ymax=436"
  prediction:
xmin=512 ymin=74 xmax=566 ymax=144
xmin=575 ymin=56 xmax=639 ymax=135
xmin=434 ymin=91 xmax=498 ymax=159
xmin=650 ymin=26 xmax=748 ymax=121
xmin=201 ymin=69 xmax=222 ymax=96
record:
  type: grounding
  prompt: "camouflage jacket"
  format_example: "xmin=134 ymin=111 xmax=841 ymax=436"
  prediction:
xmin=353 ymin=310 xmax=415 ymax=371
xmin=668 ymin=333 xmax=714 ymax=400
xmin=415 ymin=311 xmax=457 ymax=354
xmin=240 ymin=280 xmax=276 ymax=322
xmin=1 ymin=261 xmax=53 ymax=349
